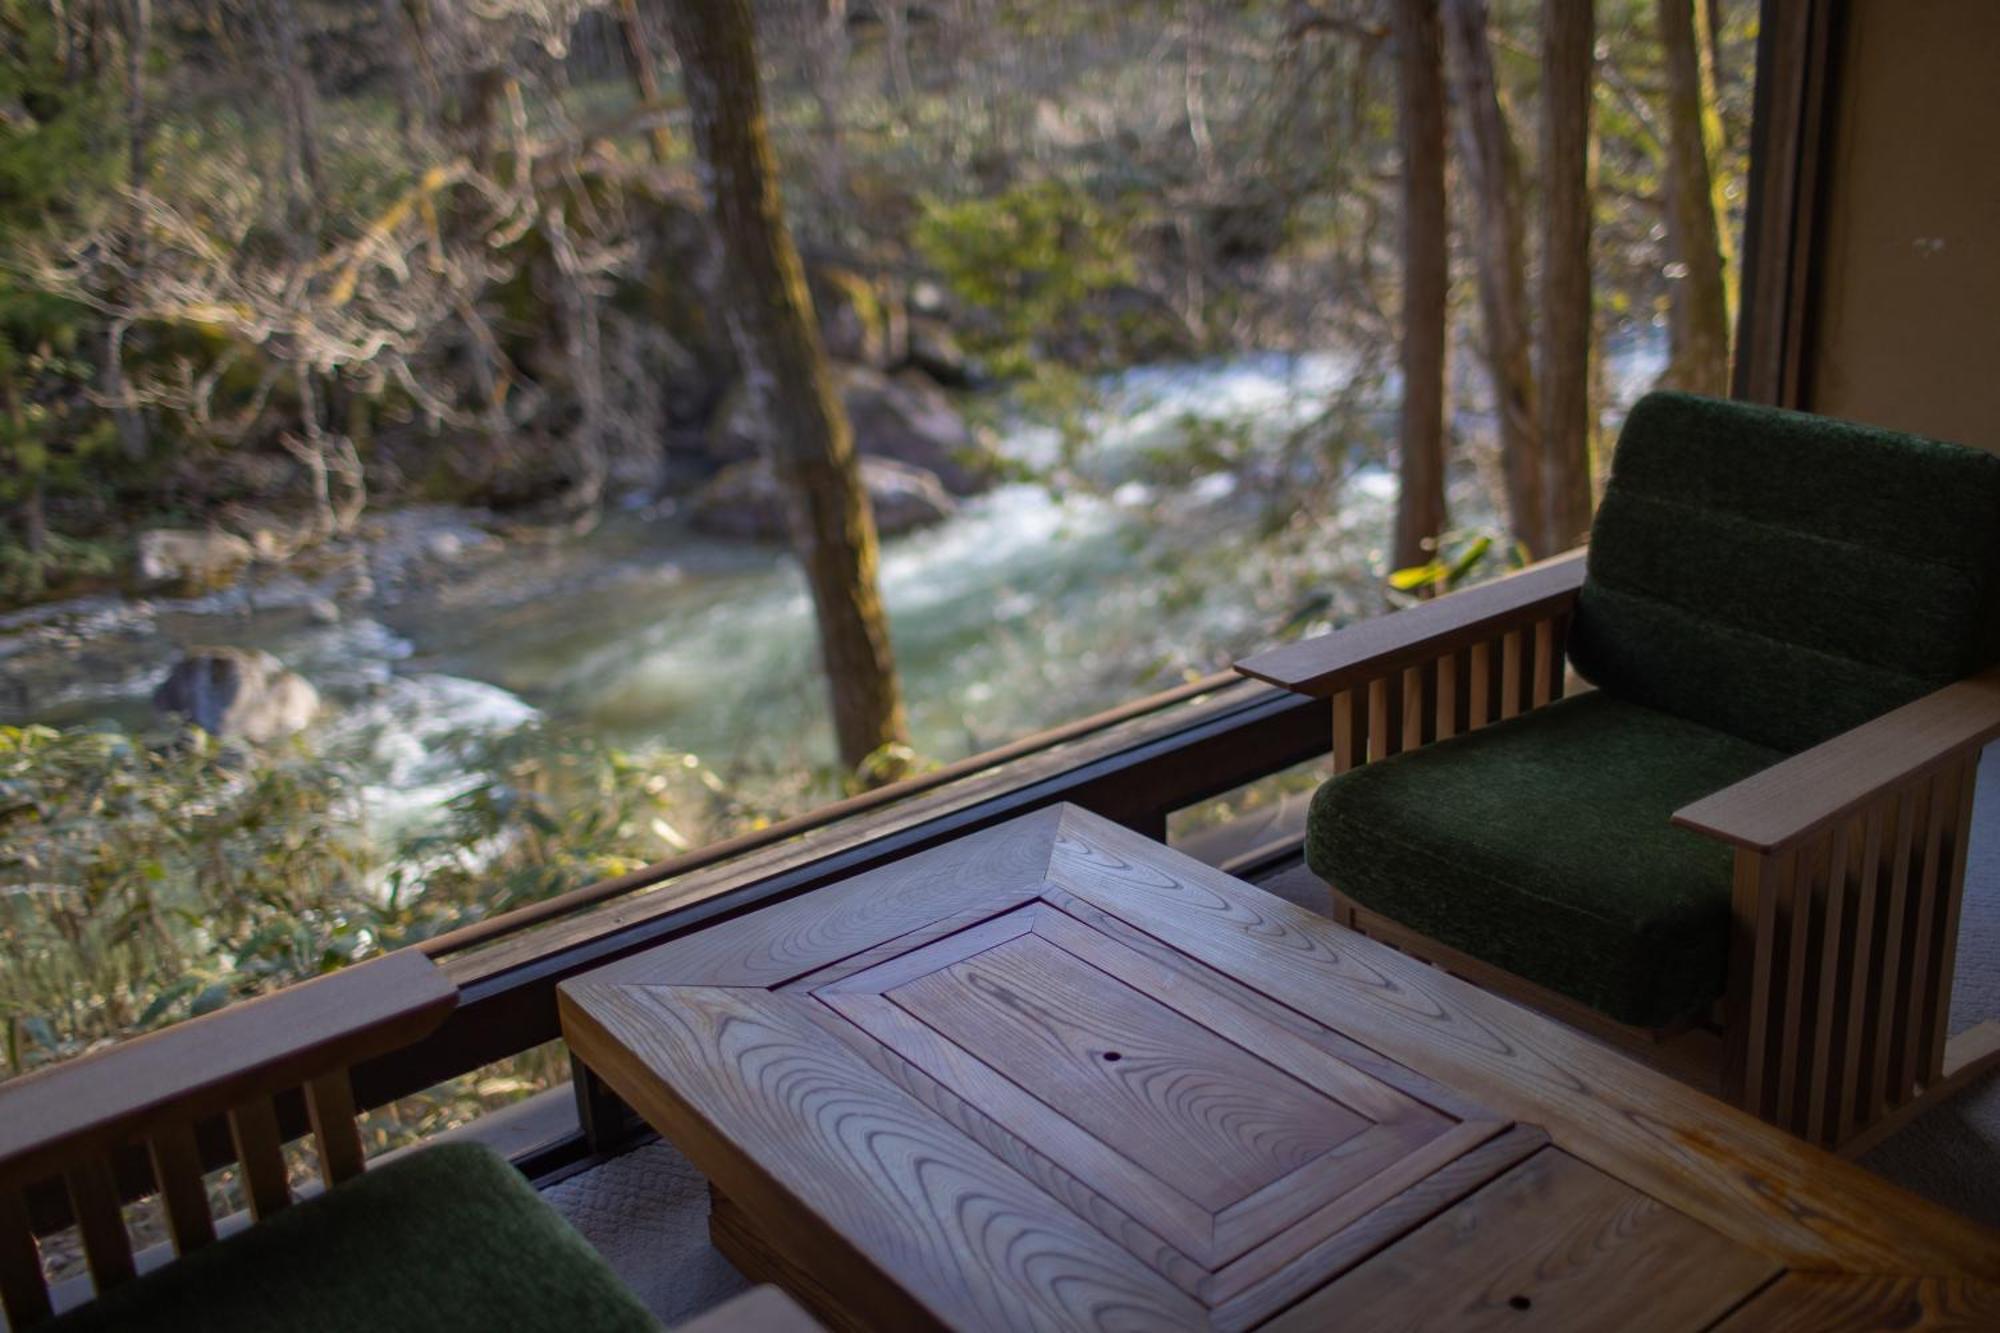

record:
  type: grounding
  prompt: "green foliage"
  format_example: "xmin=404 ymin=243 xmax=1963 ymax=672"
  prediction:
xmin=0 ymin=314 xmax=120 ymax=500
xmin=0 ymin=1 xmax=127 ymax=544
xmin=0 ymin=716 xmax=364 ymax=1072
xmin=914 ymin=179 xmax=1136 ymax=371
xmin=388 ymin=725 xmax=741 ymax=933
xmin=0 ymin=720 xmax=750 ymax=1079
xmin=0 ymin=724 xmax=374 ymax=1073
xmin=1386 ymin=529 xmax=1523 ymax=604
xmin=0 ymin=529 xmax=117 ymax=600
xmin=0 ymin=4 xmax=124 ymax=227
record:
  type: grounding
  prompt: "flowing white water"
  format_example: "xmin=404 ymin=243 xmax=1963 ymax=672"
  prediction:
xmin=1 ymin=343 xmax=1666 ymax=827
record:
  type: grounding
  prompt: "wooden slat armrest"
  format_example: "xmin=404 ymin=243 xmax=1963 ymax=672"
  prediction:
xmin=0 ymin=951 xmax=456 ymax=1192
xmin=1234 ymin=550 xmax=1587 ymax=698
xmin=1674 ymin=669 xmax=2000 ymax=853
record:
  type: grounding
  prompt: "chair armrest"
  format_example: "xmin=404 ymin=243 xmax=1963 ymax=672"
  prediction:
xmin=1673 ymin=669 xmax=2000 ymax=854
xmin=0 ymin=950 xmax=456 ymax=1191
xmin=1234 ymin=550 xmax=1587 ymax=698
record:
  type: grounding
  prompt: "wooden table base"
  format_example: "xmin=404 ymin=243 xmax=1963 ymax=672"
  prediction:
xmin=711 ymin=1189 xmax=851 ymax=1333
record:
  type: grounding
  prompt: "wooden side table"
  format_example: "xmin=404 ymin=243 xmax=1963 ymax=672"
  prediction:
xmin=561 ymin=804 xmax=2000 ymax=1331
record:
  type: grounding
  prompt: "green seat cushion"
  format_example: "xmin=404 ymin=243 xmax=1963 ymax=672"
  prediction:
xmin=1306 ymin=691 xmax=1783 ymax=1029
xmin=1569 ymin=391 xmax=2000 ymax=753
xmin=51 ymin=1142 xmax=659 ymax=1333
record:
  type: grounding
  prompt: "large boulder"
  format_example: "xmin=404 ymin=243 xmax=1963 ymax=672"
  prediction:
xmin=842 ymin=366 xmax=995 ymax=495
xmin=707 ymin=364 xmax=997 ymax=495
xmin=690 ymin=456 xmax=956 ymax=542
xmin=631 ymin=196 xmax=736 ymax=427
xmin=153 ymin=648 xmax=321 ymax=743
xmin=806 ymin=264 xmax=891 ymax=367
xmin=704 ymin=380 xmax=764 ymax=465
xmin=902 ymin=315 xmax=977 ymax=389
xmin=136 ymin=529 xmax=255 ymax=593
xmin=220 ymin=505 xmax=307 ymax=562
xmin=1049 ymin=283 xmax=1199 ymax=366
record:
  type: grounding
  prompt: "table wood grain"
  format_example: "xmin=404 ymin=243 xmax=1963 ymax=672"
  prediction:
xmin=561 ymin=804 xmax=2000 ymax=1331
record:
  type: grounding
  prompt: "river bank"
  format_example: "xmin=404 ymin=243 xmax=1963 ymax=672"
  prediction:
xmin=1 ymin=354 xmax=1414 ymax=823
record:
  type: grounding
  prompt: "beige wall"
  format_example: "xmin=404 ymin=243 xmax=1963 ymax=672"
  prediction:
xmin=1805 ymin=0 xmax=2000 ymax=452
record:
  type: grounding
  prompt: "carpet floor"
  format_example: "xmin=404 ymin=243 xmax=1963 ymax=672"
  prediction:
xmin=547 ymin=743 xmax=2000 ymax=1326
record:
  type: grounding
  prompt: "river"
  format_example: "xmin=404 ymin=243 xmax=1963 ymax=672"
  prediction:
xmin=0 ymin=346 xmax=1663 ymax=845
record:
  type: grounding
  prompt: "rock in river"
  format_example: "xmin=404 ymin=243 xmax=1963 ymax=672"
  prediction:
xmin=136 ymin=529 xmax=255 ymax=592
xmin=839 ymin=365 xmax=996 ymax=495
xmin=153 ymin=648 xmax=321 ymax=743
xmin=807 ymin=263 xmax=892 ymax=367
xmin=903 ymin=315 xmax=977 ymax=389
xmin=708 ymin=364 xmax=997 ymax=495
xmin=690 ymin=457 xmax=956 ymax=542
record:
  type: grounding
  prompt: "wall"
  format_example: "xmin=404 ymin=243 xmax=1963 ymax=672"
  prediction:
xmin=1805 ymin=0 xmax=2000 ymax=452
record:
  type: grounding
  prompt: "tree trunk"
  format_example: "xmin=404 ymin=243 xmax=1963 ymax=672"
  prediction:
xmin=1184 ymin=1 xmax=1216 ymax=181
xmin=543 ymin=208 xmax=609 ymax=520
xmin=661 ymin=0 xmax=910 ymax=777
xmin=119 ymin=0 xmax=150 ymax=200
xmin=256 ymin=0 xmax=323 ymax=227
xmin=1705 ymin=0 xmax=1726 ymax=89
xmin=1537 ymin=0 xmax=1595 ymax=553
xmin=1658 ymin=0 xmax=1733 ymax=396
xmin=804 ymin=0 xmax=852 ymax=206
xmin=23 ymin=481 xmax=48 ymax=557
xmin=1392 ymin=0 xmax=1448 ymax=572
xmin=1443 ymin=0 xmax=1541 ymax=555
xmin=614 ymin=0 xmax=675 ymax=165
xmin=379 ymin=0 xmax=426 ymax=153
xmin=106 ymin=0 xmax=151 ymax=462
xmin=877 ymin=1 xmax=915 ymax=109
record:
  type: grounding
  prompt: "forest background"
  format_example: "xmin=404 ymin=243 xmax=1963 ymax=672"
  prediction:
xmin=0 ymin=0 xmax=1752 ymax=1135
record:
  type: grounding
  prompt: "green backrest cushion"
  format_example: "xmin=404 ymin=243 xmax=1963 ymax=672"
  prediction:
xmin=1568 ymin=392 xmax=2000 ymax=753
xmin=49 ymin=1141 xmax=660 ymax=1333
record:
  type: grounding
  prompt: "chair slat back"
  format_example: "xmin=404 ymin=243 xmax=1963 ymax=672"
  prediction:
xmin=0 ymin=953 xmax=456 ymax=1328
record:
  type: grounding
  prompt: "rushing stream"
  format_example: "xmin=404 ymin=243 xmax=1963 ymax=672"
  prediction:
xmin=0 ymin=346 xmax=1663 ymax=842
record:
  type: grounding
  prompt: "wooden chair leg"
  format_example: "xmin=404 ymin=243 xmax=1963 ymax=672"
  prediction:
xmin=1327 ymin=886 xmax=1359 ymax=930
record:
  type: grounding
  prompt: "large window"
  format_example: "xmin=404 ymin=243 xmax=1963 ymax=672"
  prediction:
xmin=1 ymin=0 xmax=1758 ymax=1125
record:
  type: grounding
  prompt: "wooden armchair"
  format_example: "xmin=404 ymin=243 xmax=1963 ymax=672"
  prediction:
xmin=1238 ymin=392 xmax=2000 ymax=1153
xmin=0 ymin=952 xmax=708 ymax=1332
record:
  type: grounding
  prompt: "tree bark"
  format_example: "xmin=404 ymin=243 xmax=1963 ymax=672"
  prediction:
xmin=803 ymin=0 xmax=853 ymax=206
xmin=614 ymin=0 xmax=675 ymax=165
xmin=257 ymin=0 xmax=323 ymax=220
xmin=1392 ymin=0 xmax=1448 ymax=572
xmin=104 ymin=0 xmax=151 ymax=463
xmin=1658 ymin=0 xmax=1733 ymax=396
xmin=876 ymin=1 xmax=915 ymax=109
xmin=23 ymin=481 xmax=48 ymax=557
xmin=543 ymin=208 xmax=609 ymax=519
xmin=1443 ymin=0 xmax=1541 ymax=555
xmin=1705 ymin=0 xmax=1726 ymax=89
xmin=1537 ymin=0 xmax=1595 ymax=553
xmin=661 ymin=0 xmax=910 ymax=776
xmin=379 ymin=0 xmax=427 ymax=153
xmin=1185 ymin=1 xmax=1216 ymax=180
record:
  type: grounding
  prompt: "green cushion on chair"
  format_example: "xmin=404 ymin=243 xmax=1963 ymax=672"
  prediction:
xmin=1568 ymin=392 xmax=2000 ymax=753
xmin=51 ymin=1142 xmax=659 ymax=1333
xmin=1306 ymin=691 xmax=1783 ymax=1029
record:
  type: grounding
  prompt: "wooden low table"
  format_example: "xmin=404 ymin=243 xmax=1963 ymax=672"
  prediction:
xmin=560 ymin=805 xmax=2000 ymax=1331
